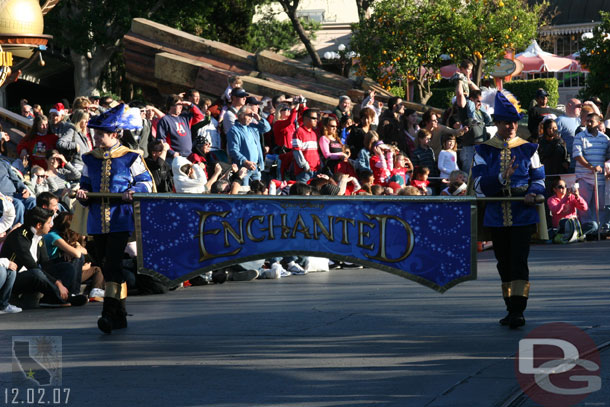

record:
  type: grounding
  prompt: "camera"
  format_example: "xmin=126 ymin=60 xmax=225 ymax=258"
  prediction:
xmin=293 ymin=96 xmax=306 ymax=105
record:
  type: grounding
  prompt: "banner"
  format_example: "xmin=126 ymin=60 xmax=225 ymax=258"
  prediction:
xmin=134 ymin=195 xmax=477 ymax=293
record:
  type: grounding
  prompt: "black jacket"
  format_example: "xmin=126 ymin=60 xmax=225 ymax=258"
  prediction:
xmin=538 ymin=137 xmax=570 ymax=176
xmin=0 ymin=225 xmax=56 ymax=283
xmin=122 ymin=120 xmax=152 ymax=159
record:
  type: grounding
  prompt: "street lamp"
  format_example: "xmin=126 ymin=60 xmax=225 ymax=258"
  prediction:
xmin=322 ymin=44 xmax=357 ymax=77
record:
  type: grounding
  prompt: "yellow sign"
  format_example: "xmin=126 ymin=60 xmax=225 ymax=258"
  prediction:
xmin=0 ymin=51 xmax=13 ymax=67
xmin=0 ymin=45 xmax=14 ymax=87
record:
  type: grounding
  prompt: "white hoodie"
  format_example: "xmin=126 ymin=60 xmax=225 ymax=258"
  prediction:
xmin=172 ymin=156 xmax=208 ymax=194
xmin=0 ymin=192 xmax=16 ymax=268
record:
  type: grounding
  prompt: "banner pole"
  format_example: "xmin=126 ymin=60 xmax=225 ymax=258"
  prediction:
xmin=595 ymin=173 xmax=601 ymax=241
xmin=73 ymin=192 xmax=545 ymax=204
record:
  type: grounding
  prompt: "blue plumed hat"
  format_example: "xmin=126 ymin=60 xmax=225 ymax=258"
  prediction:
xmin=492 ymin=91 xmax=523 ymax=122
xmin=88 ymin=103 xmax=142 ymax=132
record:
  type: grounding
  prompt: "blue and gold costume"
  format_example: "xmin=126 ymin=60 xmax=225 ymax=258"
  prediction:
xmin=472 ymin=136 xmax=545 ymax=227
xmin=81 ymin=143 xmax=153 ymax=234
xmin=471 ymin=92 xmax=545 ymax=329
xmin=79 ymin=104 xmax=153 ymax=334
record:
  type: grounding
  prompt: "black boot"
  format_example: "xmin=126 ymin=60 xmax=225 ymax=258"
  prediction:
xmin=115 ymin=299 xmax=127 ymax=330
xmin=98 ymin=298 xmax=121 ymax=334
xmin=499 ymin=297 xmax=511 ymax=326
xmin=508 ymin=296 xmax=527 ymax=329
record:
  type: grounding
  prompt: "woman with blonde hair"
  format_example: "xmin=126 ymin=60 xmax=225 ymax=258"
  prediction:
xmin=57 ymin=108 xmax=93 ymax=171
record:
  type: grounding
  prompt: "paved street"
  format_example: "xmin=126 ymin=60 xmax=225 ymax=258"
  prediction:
xmin=1 ymin=241 xmax=609 ymax=407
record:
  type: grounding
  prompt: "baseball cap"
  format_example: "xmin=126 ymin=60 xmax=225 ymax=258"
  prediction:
xmin=245 ymin=96 xmax=262 ymax=105
xmin=231 ymin=88 xmax=249 ymax=98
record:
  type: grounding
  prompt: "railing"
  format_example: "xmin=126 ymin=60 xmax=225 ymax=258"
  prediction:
xmin=0 ymin=106 xmax=32 ymax=133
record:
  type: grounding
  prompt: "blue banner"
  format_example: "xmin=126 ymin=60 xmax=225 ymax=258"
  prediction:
xmin=134 ymin=196 xmax=477 ymax=292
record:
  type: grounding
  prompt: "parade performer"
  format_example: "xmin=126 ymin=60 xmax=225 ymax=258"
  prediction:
xmin=76 ymin=104 xmax=154 ymax=334
xmin=472 ymin=92 xmax=545 ymax=329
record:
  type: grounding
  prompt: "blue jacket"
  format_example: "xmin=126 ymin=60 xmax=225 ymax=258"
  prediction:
xmin=227 ymin=119 xmax=270 ymax=171
xmin=0 ymin=159 xmax=27 ymax=196
xmin=472 ymin=136 xmax=545 ymax=227
xmin=80 ymin=143 xmax=153 ymax=234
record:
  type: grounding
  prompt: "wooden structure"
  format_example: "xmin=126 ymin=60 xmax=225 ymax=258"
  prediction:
xmin=122 ymin=18 xmax=391 ymax=111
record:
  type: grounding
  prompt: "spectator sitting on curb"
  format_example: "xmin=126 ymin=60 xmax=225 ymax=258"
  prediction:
xmin=0 ymin=193 xmax=21 ymax=314
xmin=1 ymin=207 xmax=87 ymax=308
xmin=547 ymin=178 xmax=589 ymax=242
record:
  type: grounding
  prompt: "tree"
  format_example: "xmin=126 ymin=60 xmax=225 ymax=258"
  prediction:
xmin=276 ymin=0 xmax=323 ymax=67
xmin=578 ymin=11 xmax=610 ymax=104
xmin=351 ymin=0 xmax=546 ymax=104
xmin=243 ymin=7 xmax=319 ymax=55
xmin=355 ymin=0 xmax=375 ymax=22
xmin=439 ymin=0 xmax=546 ymax=85
xmin=351 ymin=0 xmax=446 ymax=104
xmin=44 ymin=0 xmax=263 ymax=97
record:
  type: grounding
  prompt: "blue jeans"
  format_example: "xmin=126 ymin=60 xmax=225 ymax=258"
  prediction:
xmin=0 ymin=265 xmax=16 ymax=308
xmin=460 ymin=146 xmax=476 ymax=173
xmin=242 ymin=169 xmax=261 ymax=187
xmin=577 ymin=180 xmax=608 ymax=226
xmin=11 ymin=194 xmax=36 ymax=226
xmin=295 ymin=170 xmax=315 ymax=183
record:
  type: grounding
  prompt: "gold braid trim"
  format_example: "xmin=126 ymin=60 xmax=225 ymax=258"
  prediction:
xmin=510 ymin=280 xmax=530 ymax=298
xmin=502 ymin=282 xmax=511 ymax=298
xmin=100 ymin=158 xmax=112 ymax=234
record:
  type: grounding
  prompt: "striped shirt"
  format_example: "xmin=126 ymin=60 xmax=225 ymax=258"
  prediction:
xmin=292 ymin=126 xmax=320 ymax=174
xmin=572 ymin=130 xmax=609 ymax=184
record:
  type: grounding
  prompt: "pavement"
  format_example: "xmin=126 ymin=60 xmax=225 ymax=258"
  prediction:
xmin=0 ymin=240 xmax=609 ymax=407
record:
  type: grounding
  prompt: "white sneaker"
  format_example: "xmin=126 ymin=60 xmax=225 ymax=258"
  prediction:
xmin=286 ymin=261 xmax=307 ymax=275
xmin=268 ymin=263 xmax=284 ymax=279
xmin=89 ymin=288 xmax=105 ymax=297
xmin=0 ymin=304 xmax=22 ymax=314
xmin=89 ymin=288 xmax=105 ymax=299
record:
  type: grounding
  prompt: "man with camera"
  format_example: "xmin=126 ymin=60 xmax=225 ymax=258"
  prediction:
xmin=292 ymin=109 xmax=321 ymax=183
xmin=458 ymin=89 xmax=492 ymax=172
xmin=227 ymin=106 xmax=270 ymax=186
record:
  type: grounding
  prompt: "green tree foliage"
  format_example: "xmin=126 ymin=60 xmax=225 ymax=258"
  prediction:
xmin=243 ymin=9 xmax=319 ymax=55
xmin=578 ymin=11 xmax=610 ymax=105
xmin=351 ymin=0 xmax=546 ymax=104
xmin=351 ymin=0 xmax=446 ymax=104
xmin=44 ymin=0 xmax=263 ymax=97
xmin=439 ymin=0 xmax=546 ymax=85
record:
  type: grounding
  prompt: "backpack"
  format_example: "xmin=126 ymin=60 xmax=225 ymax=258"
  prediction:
xmin=553 ymin=217 xmax=582 ymax=244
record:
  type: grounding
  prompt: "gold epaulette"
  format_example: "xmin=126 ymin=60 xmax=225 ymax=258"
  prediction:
xmin=90 ymin=145 xmax=136 ymax=160
xmin=484 ymin=135 xmax=529 ymax=149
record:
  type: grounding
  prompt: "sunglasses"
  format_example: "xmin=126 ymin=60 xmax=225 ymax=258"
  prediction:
xmin=556 ymin=185 xmax=566 ymax=189
xmin=308 ymin=116 xmax=319 ymax=120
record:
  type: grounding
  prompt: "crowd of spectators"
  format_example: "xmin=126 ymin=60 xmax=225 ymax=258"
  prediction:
xmin=3 ymin=66 xmax=610 ymax=313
